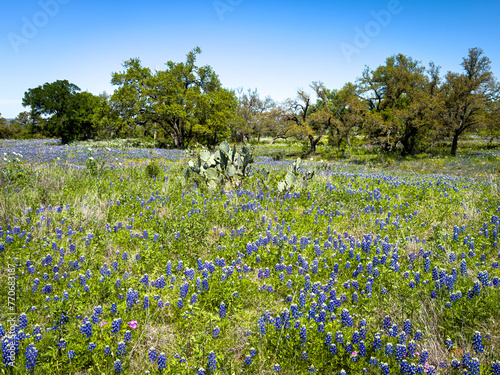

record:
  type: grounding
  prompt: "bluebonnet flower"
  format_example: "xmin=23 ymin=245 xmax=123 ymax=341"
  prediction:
xmin=19 ymin=313 xmax=28 ymax=329
xmin=258 ymin=317 xmax=266 ymax=335
xmin=116 ymin=341 xmax=126 ymax=357
xmin=180 ymin=282 xmax=189 ymax=299
xmin=491 ymin=360 xmax=500 ymax=375
xmin=219 ymin=302 xmax=226 ymax=318
xmin=300 ymin=325 xmax=307 ymax=344
xmin=341 ymin=309 xmax=353 ymax=327
xmin=352 ymin=292 xmax=358 ymax=303
xmin=403 ymin=319 xmax=411 ymax=335
xmin=166 ymin=260 xmax=172 ymax=276
xmin=104 ymin=345 xmax=112 ymax=355
xmin=335 ymin=331 xmax=344 ymax=344
xmin=414 ymin=330 xmax=422 ymax=342
xmin=359 ymin=340 xmax=366 ymax=357
xmin=328 ymin=343 xmax=337 ymax=354
xmin=244 ymin=354 xmax=252 ymax=365
xmin=398 ymin=332 xmax=407 ymax=344
xmin=469 ymin=358 xmax=480 ymax=375
xmin=382 ymin=315 xmax=391 ymax=331
xmin=191 ymin=293 xmax=198 ymax=305
xmin=472 ymin=331 xmax=484 ymax=354
xmin=208 ymin=351 xmax=217 ymax=371
xmin=87 ymin=342 xmax=96 ymax=351
xmin=419 ymin=350 xmax=428 ymax=364
xmin=213 ymin=326 xmax=220 ymax=338
xmin=352 ymin=330 xmax=360 ymax=344
xmin=126 ymin=288 xmax=139 ymax=309
xmin=114 ymin=359 xmax=123 ymax=373
xmin=68 ymin=350 xmax=75 ymax=359
xmin=111 ymin=318 xmax=122 ymax=334
xmin=273 ymin=363 xmax=281 ymax=371
xmin=42 ymin=283 xmax=52 ymax=294
xmin=249 ymin=347 xmax=256 ymax=357
xmin=124 ymin=330 xmax=132 ymax=342
xmin=385 ymin=343 xmax=393 ymax=356
xmin=25 ymin=343 xmax=38 ymax=371
xmin=79 ymin=318 xmax=92 ymax=338
xmin=373 ymin=332 xmax=382 ymax=351
xmin=2 ymin=336 xmax=14 ymax=366
xmin=58 ymin=338 xmax=67 ymax=349
xmin=407 ymin=340 xmax=416 ymax=358
xmin=148 ymin=347 xmax=157 ymax=362
xmin=445 ymin=337 xmax=453 ymax=349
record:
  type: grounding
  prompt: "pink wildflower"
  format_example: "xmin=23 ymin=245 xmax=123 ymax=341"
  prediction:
xmin=127 ymin=320 xmax=138 ymax=329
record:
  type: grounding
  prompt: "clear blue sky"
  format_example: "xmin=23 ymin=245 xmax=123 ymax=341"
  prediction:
xmin=1 ymin=0 xmax=499 ymax=118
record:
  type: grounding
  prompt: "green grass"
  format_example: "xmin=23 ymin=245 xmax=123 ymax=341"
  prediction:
xmin=0 ymin=139 xmax=499 ymax=374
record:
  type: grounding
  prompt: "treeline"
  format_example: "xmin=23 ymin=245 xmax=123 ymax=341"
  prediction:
xmin=2 ymin=47 xmax=499 ymax=156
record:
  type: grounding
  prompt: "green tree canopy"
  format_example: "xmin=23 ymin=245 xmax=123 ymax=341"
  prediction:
xmin=357 ymin=54 xmax=438 ymax=155
xmin=438 ymin=48 xmax=498 ymax=156
xmin=22 ymin=80 xmax=100 ymax=143
xmin=110 ymin=47 xmax=237 ymax=149
xmin=327 ymin=82 xmax=370 ymax=152
xmin=233 ymin=88 xmax=276 ymax=143
xmin=0 ymin=113 xmax=10 ymax=139
xmin=284 ymin=82 xmax=333 ymax=155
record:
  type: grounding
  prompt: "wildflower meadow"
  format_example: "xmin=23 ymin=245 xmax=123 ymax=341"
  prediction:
xmin=0 ymin=139 xmax=499 ymax=374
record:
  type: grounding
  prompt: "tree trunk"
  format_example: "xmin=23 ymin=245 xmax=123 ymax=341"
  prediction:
xmin=308 ymin=135 xmax=321 ymax=156
xmin=401 ymin=136 xmax=415 ymax=156
xmin=451 ymin=131 xmax=459 ymax=156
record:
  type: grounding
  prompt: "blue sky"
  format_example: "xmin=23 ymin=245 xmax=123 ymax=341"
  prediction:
xmin=1 ymin=0 xmax=499 ymax=118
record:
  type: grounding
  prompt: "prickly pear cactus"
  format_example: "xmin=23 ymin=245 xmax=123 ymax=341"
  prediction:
xmin=277 ymin=157 xmax=314 ymax=192
xmin=184 ymin=141 xmax=255 ymax=190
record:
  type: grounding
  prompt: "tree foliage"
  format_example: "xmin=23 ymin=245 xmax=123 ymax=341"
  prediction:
xmin=110 ymin=47 xmax=237 ymax=149
xmin=233 ymin=89 xmax=276 ymax=143
xmin=438 ymin=48 xmax=498 ymax=155
xmin=8 ymin=46 xmax=499 ymax=156
xmin=357 ymin=54 xmax=438 ymax=155
xmin=0 ymin=114 xmax=10 ymax=139
xmin=22 ymin=80 xmax=100 ymax=144
xmin=328 ymin=82 xmax=368 ymax=152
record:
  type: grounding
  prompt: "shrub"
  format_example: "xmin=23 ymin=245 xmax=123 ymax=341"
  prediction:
xmin=145 ymin=162 xmax=161 ymax=178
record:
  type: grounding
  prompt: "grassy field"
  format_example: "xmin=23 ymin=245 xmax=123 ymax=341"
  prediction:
xmin=0 ymin=139 xmax=499 ymax=374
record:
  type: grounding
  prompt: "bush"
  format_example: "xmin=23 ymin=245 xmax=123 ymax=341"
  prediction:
xmin=145 ymin=162 xmax=161 ymax=178
xmin=155 ymin=139 xmax=172 ymax=149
